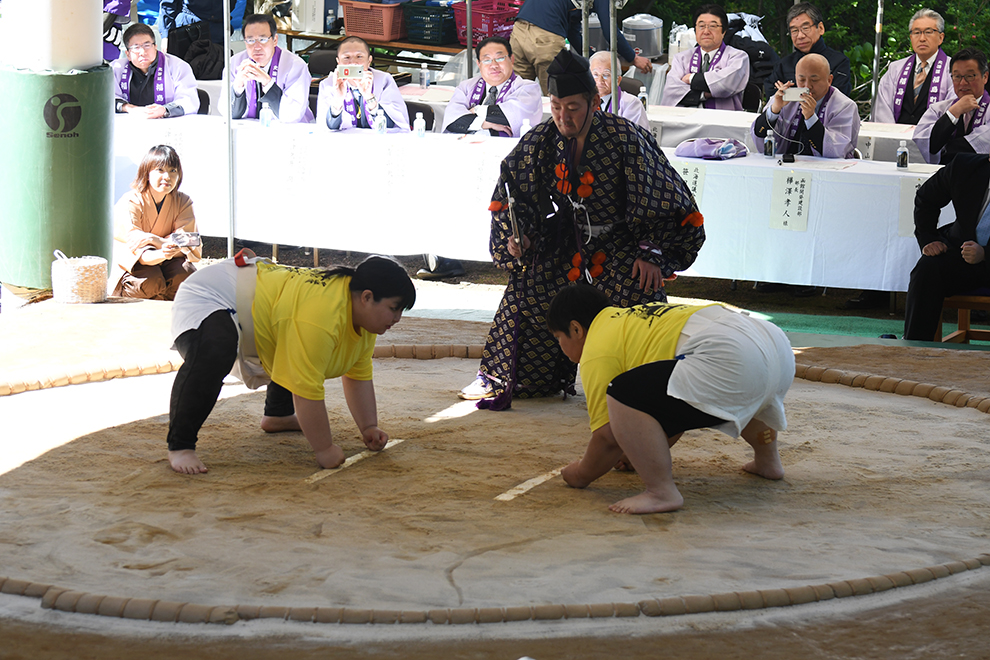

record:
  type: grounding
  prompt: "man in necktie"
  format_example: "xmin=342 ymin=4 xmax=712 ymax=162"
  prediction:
xmin=751 ymin=53 xmax=860 ymax=158
xmin=914 ymin=47 xmax=990 ymax=164
xmin=904 ymin=153 xmax=990 ymax=340
xmin=589 ymin=50 xmax=650 ymax=131
xmin=873 ymin=9 xmax=951 ymax=125
xmin=317 ymin=36 xmax=409 ymax=131
xmin=227 ymin=14 xmax=314 ymax=123
xmin=421 ymin=37 xmax=545 ymax=280
xmin=442 ymin=36 xmax=543 ymax=137
xmin=660 ymin=4 xmax=750 ymax=110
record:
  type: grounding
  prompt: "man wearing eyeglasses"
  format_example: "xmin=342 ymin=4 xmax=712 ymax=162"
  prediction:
xmin=660 ymin=4 xmax=750 ymax=111
xmin=914 ymin=47 xmax=990 ymax=165
xmin=588 ymin=51 xmax=649 ymax=130
xmin=443 ymin=37 xmax=543 ymax=137
xmin=317 ymin=36 xmax=409 ymax=132
xmin=874 ymin=9 xmax=951 ymax=125
xmin=227 ymin=13 xmax=314 ymax=124
xmin=763 ymin=2 xmax=851 ymax=100
xmin=112 ymin=24 xmax=200 ymax=118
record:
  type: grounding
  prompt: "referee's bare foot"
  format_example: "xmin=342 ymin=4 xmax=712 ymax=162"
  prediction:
xmin=169 ymin=449 xmax=207 ymax=474
xmin=261 ymin=414 xmax=302 ymax=433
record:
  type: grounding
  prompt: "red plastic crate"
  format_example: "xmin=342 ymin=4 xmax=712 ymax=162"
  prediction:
xmin=453 ymin=0 xmax=523 ymax=47
xmin=340 ymin=0 xmax=407 ymax=42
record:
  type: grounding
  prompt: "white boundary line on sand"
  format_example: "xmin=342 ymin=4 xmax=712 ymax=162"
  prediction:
xmin=304 ymin=438 xmax=406 ymax=484
xmin=494 ymin=467 xmax=564 ymax=501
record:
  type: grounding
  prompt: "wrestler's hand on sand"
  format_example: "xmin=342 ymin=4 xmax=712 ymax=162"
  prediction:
xmin=362 ymin=426 xmax=388 ymax=451
xmin=632 ymin=258 xmax=664 ymax=291
xmin=507 ymin=233 xmax=530 ymax=259
xmin=961 ymin=240 xmax=985 ymax=264
xmin=561 ymin=460 xmax=588 ymax=488
xmin=922 ymin=240 xmax=948 ymax=256
xmin=314 ymin=444 xmax=345 ymax=469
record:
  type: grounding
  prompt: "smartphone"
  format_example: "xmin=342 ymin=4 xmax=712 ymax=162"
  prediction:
xmin=783 ymin=87 xmax=809 ymax=102
xmin=170 ymin=231 xmax=201 ymax=248
xmin=337 ymin=64 xmax=364 ymax=80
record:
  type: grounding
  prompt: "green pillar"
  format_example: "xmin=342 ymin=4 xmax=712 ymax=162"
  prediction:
xmin=0 ymin=65 xmax=113 ymax=290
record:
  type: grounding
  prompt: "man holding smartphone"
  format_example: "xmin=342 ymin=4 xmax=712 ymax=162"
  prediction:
xmin=316 ymin=36 xmax=410 ymax=131
xmin=751 ymin=53 xmax=859 ymax=158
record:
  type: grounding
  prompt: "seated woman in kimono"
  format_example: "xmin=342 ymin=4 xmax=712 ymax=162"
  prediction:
xmin=112 ymin=144 xmax=201 ymax=300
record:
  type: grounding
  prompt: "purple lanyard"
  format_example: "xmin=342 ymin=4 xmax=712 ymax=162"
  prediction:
xmin=120 ymin=55 xmax=166 ymax=105
xmin=605 ymin=87 xmax=621 ymax=114
xmin=784 ymin=86 xmax=834 ymax=144
xmin=468 ymin=72 xmax=517 ymax=107
xmin=246 ymin=47 xmax=282 ymax=119
xmin=892 ymin=49 xmax=947 ymax=121
xmin=342 ymin=79 xmax=372 ymax=126
xmin=689 ymin=42 xmax=725 ymax=74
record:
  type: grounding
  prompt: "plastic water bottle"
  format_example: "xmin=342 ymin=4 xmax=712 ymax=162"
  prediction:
xmin=414 ymin=111 xmax=426 ymax=137
xmin=259 ymin=101 xmax=275 ymax=127
xmin=420 ymin=63 xmax=430 ymax=89
xmin=520 ymin=118 xmax=532 ymax=135
xmin=896 ymin=140 xmax=909 ymax=168
xmin=638 ymin=85 xmax=648 ymax=110
xmin=373 ymin=108 xmax=387 ymax=134
xmin=763 ymin=133 xmax=775 ymax=158
xmin=325 ymin=9 xmax=335 ymax=34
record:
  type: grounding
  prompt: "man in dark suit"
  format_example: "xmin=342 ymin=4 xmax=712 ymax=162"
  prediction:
xmin=903 ymin=152 xmax=990 ymax=340
xmin=763 ymin=2 xmax=851 ymax=99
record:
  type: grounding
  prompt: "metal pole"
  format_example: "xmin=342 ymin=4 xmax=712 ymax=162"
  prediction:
xmin=466 ymin=0 xmax=473 ymax=78
xmin=224 ymin=0 xmax=234 ymax=258
xmin=870 ymin=0 xmax=884 ymax=121
xmin=581 ymin=0 xmax=589 ymax=58
xmin=609 ymin=0 xmax=617 ymax=103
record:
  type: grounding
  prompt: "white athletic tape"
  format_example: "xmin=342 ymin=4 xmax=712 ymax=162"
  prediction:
xmin=304 ymin=438 xmax=405 ymax=484
xmin=494 ymin=467 xmax=564 ymax=501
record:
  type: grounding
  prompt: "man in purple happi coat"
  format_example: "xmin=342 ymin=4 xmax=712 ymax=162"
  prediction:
xmin=751 ymin=53 xmax=859 ymax=158
xmin=316 ymin=36 xmax=409 ymax=132
xmin=589 ymin=51 xmax=650 ymax=131
xmin=443 ymin=37 xmax=543 ymax=137
xmin=227 ymin=14 xmax=314 ymax=124
xmin=660 ymin=4 xmax=750 ymax=111
xmin=112 ymin=23 xmax=200 ymax=118
xmin=914 ymin=47 xmax=990 ymax=165
xmin=873 ymin=9 xmax=952 ymax=125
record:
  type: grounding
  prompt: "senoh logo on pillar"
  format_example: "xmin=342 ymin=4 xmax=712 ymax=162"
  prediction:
xmin=44 ymin=94 xmax=82 ymax=138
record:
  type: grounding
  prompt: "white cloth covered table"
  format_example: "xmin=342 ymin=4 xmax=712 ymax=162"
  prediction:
xmin=113 ymin=115 xmax=945 ymax=291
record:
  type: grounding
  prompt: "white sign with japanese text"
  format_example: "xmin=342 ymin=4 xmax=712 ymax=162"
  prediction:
xmin=769 ymin=170 xmax=811 ymax=231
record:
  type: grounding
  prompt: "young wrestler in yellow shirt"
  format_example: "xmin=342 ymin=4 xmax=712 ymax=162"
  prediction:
xmin=547 ymin=285 xmax=795 ymax=514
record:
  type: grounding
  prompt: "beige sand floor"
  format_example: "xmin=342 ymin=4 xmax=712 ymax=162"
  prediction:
xmin=2 ymin=297 xmax=989 ymax=658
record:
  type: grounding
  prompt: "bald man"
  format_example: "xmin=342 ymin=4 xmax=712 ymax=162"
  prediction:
xmin=751 ymin=53 xmax=860 ymax=158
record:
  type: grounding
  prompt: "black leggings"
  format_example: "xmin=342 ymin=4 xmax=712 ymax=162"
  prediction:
xmin=167 ymin=310 xmax=296 ymax=452
xmin=606 ymin=359 xmax=726 ymax=438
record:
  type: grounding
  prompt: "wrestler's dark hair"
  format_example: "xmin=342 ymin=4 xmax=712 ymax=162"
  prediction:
xmin=133 ymin=144 xmax=183 ymax=194
xmin=786 ymin=2 xmax=824 ymax=28
xmin=123 ymin=23 xmax=156 ymax=49
xmin=951 ymin=47 xmax=988 ymax=76
xmin=692 ymin=4 xmax=728 ymax=31
xmin=477 ymin=36 xmax=512 ymax=59
xmin=242 ymin=13 xmax=278 ymax=38
xmin=322 ymin=256 xmax=416 ymax=310
xmin=338 ymin=35 xmax=372 ymax=56
xmin=547 ymin=284 xmax=610 ymax=335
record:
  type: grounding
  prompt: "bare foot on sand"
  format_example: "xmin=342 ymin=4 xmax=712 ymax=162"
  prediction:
xmin=169 ymin=450 xmax=207 ymax=474
xmin=261 ymin=414 xmax=302 ymax=433
xmin=742 ymin=456 xmax=785 ymax=480
xmin=609 ymin=487 xmax=684 ymax=514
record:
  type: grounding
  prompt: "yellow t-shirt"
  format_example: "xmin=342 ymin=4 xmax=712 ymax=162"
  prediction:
xmin=252 ymin=263 xmax=375 ymax=401
xmin=580 ymin=303 xmax=716 ymax=431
